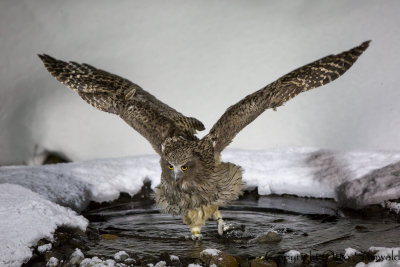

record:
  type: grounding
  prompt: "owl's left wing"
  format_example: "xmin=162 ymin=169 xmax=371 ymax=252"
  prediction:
xmin=204 ymin=41 xmax=370 ymax=153
xmin=39 ymin=55 xmax=205 ymax=155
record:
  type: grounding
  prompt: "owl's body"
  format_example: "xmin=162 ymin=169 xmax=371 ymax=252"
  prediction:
xmin=39 ymin=41 xmax=370 ymax=239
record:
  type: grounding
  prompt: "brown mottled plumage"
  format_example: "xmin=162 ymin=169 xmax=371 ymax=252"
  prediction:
xmin=38 ymin=41 xmax=370 ymax=239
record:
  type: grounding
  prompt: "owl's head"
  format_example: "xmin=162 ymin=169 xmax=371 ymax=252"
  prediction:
xmin=160 ymin=137 xmax=208 ymax=189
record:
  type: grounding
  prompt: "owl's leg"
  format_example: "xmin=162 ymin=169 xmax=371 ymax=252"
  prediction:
xmin=182 ymin=209 xmax=207 ymax=241
xmin=212 ymin=208 xmax=227 ymax=236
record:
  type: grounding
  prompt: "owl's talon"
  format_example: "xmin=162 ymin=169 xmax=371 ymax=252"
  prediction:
xmin=217 ymin=218 xmax=225 ymax=236
xmin=191 ymin=233 xmax=203 ymax=241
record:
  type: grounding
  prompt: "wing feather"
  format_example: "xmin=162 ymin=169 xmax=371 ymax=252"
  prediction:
xmin=205 ymin=41 xmax=370 ymax=152
xmin=38 ymin=54 xmax=205 ymax=154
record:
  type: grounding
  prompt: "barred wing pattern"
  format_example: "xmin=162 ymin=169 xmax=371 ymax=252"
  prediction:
xmin=39 ymin=55 xmax=205 ymax=154
xmin=205 ymin=41 xmax=370 ymax=153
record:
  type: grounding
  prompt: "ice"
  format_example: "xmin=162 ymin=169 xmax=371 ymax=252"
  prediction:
xmin=0 ymin=184 xmax=87 ymax=267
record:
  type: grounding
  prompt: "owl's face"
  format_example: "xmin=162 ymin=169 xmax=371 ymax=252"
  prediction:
xmin=161 ymin=146 xmax=202 ymax=187
xmin=160 ymin=138 xmax=208 ymax=191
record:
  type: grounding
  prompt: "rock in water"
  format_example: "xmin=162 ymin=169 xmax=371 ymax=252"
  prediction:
xmin=252 ymin=231 xmax=282 ymax=243
xmin=200 ymin=248 xmax=238 ymax=267
xmin=101 ymin=234 xmax=119 ymax=240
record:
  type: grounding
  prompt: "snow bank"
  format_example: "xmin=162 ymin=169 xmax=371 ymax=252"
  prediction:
xmin=0 ymin=183 xmax=88 ymax=267
xmin=1 ymin=148 xmax=400 ymax=212
xmin=0 ymin=155 xmax=160 ymax=211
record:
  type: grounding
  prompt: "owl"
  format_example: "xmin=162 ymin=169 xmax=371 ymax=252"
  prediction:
xmin=39 ymin=41 xmax=369 ymax=240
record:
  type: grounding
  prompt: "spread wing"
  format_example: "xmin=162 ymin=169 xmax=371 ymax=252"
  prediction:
xmin=205 ymin=41 xmax=370 ymax=153
xmin=39 ymin=55 xmax=205 ymax=154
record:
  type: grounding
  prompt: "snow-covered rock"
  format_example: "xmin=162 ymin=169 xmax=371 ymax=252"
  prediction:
xmin=37 ymin=243 xmax=52 ymax=253
xmin=113 ymin=251 xmax=129 ymax=262
xmin=355 ymin=247 xmax=400 ymax=267
xmin=1 ymin=148 xmax=400 ymax=266
xmin=2 ymin=148 xmax=399 ymax=212
xmin=0 ymin=155 xmax=159 ymax=211
xmin=0 ymin=184 xmax=87 ymax=267
xmin=46 ymin=257 xmax=59 ymax=267
xmin=200 ymin=248 xmax=221 ymax=257
xmin=344 ymin=247 xmax=361 ymax=259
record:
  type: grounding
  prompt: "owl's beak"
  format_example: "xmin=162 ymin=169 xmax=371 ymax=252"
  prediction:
xmin=173 ymin=168 xmax=183 ymax=181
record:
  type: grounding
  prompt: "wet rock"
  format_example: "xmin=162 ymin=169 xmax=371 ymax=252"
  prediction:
xmin=124 ymin=257 xmax=136 ymax=265
xmin=250 ymin=258 xmax=278 ymax=267
xmin=355 ymin=225 xmax=368 ymax=232
xmin=200 ymin=248 xmax=238 ymax=267
xmin=251 ymin=231 xmax=282 ymax=243
xmin=100 ymin=233 xmax=119 ymax=240
xmin=159 ymin=252 xmax=182 ymax=267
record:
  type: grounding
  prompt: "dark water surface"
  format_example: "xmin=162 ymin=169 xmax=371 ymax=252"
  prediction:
xmin=84 ymin=195 xmax=400 ymax=259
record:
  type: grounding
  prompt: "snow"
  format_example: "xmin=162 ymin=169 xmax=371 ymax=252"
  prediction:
xmin=37 ymin=243 xmax=52 ymax=253
xmin=170 ymin=255 xmax=179 ymax=261
xmin=1 ymin=148 xmax=400 ymax=266
xmin=344 ymin=248 xmax=361 ymax=259
xmin=80 ymin=257 xmax=116 ymax=267
xmin=71 ymin=248 xmax=85 ymax=259
xmin=0 ymin=155 xmax=160 ymax=211
xmin=69 ymin=248 xmax=85 ymax=265
xmin=46 ymin=257 xmax=59 ymax=267
xmin=2 ymin=148 xmax=400 ymax=212
xmin=113 ymin=251 xmax=129 ymax=261
xmin=201 ymin=248 xmax=221 ymax=257
xmin=188 ymin=264 xmax=203 ymax=267
xmin=1 ymin=2 xmax=400 ymax=166
xmin=0 ymin=183 xmax=88 ymax=267
xmin=355 ymin=247 xmax=400 ymax=267
xmin=385 ymin=201 xmax=400 ymax=214
xmin=284 ymin=250 xmax=301 ymax=263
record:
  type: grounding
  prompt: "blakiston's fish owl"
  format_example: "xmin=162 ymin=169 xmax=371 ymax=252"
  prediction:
xmin=39 ymin=41 xmax=369 ymax=240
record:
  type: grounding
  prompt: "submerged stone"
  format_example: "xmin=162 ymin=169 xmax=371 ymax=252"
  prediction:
xmin=252 ymin=231 xmax=282 ymax=243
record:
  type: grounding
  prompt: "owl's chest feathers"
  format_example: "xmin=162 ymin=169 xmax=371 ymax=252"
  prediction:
xmin=155 ymin=161 xmax=244 ymax=215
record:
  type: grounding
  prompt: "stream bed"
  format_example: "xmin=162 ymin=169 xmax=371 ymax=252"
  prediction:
xmin=81 ymin=191 xmax=400 ymax=263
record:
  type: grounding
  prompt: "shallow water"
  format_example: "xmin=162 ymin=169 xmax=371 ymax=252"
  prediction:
xmin=84 ymin=195 xmax=400 ymax=259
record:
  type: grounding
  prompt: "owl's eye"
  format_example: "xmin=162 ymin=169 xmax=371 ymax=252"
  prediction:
xmin=168 ymin=164 xmax=174 ymax=170
xmin=181 ymin=165 xmax=188 ymax=171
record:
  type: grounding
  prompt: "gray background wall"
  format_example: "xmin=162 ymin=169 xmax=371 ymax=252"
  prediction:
xmin=1 ymin=1 xmax=399 ymax=165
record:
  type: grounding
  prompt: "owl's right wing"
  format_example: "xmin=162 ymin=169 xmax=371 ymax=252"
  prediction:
xmin=204 ymin=41 xmax=370 ymax=153
xmin=39 ymin=55 xmax=205 ymax=155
